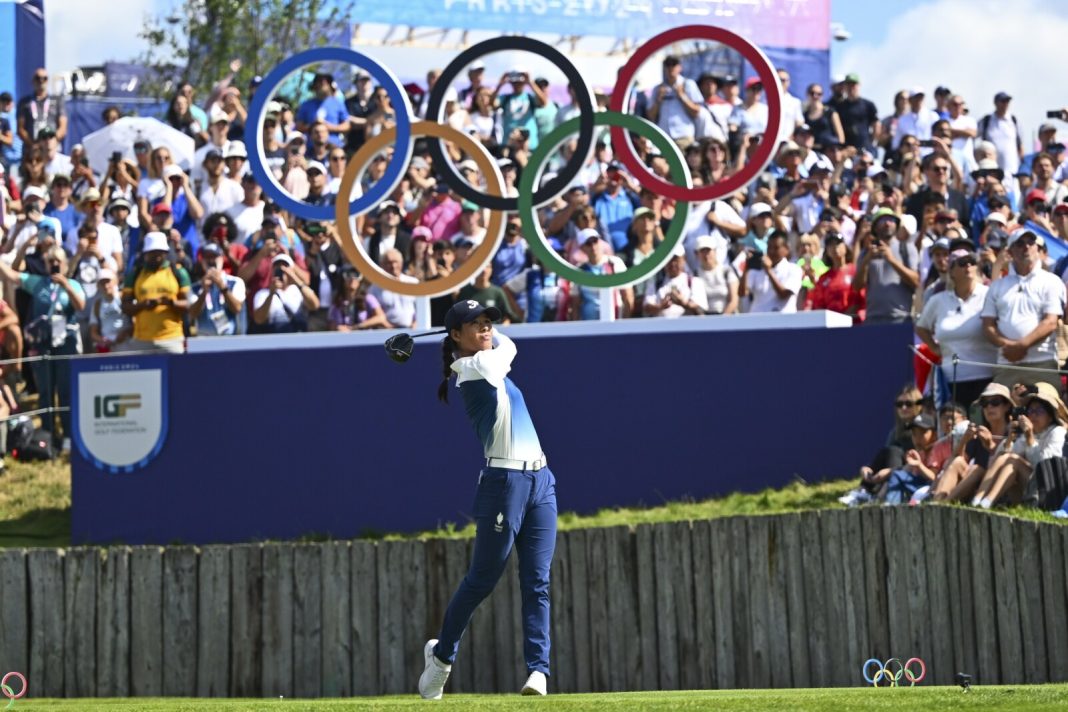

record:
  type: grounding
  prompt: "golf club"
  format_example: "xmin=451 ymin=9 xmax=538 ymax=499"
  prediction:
xmin=384 ymin=329 xmax=448 ymax=363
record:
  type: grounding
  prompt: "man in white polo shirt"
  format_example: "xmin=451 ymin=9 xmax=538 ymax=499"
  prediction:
xmin=742 ymin=230 xmax=803 ymax=313
xmin=981 ymin=228 xmax=1065 ymax=388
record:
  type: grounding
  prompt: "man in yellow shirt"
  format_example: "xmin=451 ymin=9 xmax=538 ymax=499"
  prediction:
xmin=121 ymin=232 xmax=190 ymax=354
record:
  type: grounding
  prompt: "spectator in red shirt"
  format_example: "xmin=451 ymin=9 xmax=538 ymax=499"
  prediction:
xmin=807 ymin=231 xmax=864 ymax=321
xmin=237 ymin=215 xmax=308 ymax=299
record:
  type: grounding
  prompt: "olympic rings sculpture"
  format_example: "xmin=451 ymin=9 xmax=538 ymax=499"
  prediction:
xmin=244 ymin=26 xmax=781 ymax=296
xmin=862 ymin=657 xmax=926 ymax=687
xmin=1 ymin=672 xmax=26 ymax=707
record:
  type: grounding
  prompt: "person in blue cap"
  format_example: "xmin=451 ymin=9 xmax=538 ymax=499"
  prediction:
xmin=418 ymin=299 xmax=556 ymax=699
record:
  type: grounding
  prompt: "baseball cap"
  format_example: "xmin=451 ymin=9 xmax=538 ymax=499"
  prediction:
xmin=1026 ymin=188 xmax=1047 ymax=205
xmin=410 ymin=156 xmax=430 ymax=171
xmin=107 ymin=197 xmax=132 ymax=213
xmin=457 ymin=159 xmax=479 ymax=173
xmin=496 ymin=157 xmax=515 ymax=170
xmin=949 ymin=248 xmax=974 ymax=263
xmin=1055 ymin=202 xmax=1068 ymax=216
xmin=224 ymin=141 xmax=248 ymax=159
xmin=432 ymin=182 xmax=451 ymax=193
xmin=578 ymin=227 xmax=602 ymax=244
xmin=203 ymin=147 xmax=224 ymax=162
xmin=934 ymin=85 xmax=951 ymax=96
xmin=200 ymin=242 xmax=224 ymax=257
xmin=97 ymin=268 xmax=116 ymax=283
xmin=994 ymin=91 xmax=1012 ymax=102
xmin=745 ymin=77 xmax=763 ymax=90
xmin=749 ymin=202 xmax=773 ymax=218
xmin=844 ymin=73 xmax=860 ymax=84
xmin=272 ymin=254 xmax=294 ymax=268
xmin=305 ymin=160 xmax=326 ymax=175
xmin=460 ymin=200 xmax=479 ymax=213
xmin=1039 ymin=122 xmax=1058 ymax=134
xmin=695 ymin=235 xmax=718 ymax=251
xmin=1006 ymin=228 xmax=1039 ymax=248
xmin=285 ymin=131 xmax=306 ymax=145
xmin=49 ymin=173 xmax=70 ymax=187
xmin=986 ymin=228 xmax=1009 ymax=248
xmin=35 ymin=126 xmax=55 ymax=141
xmin=930 ymin=237 xmax=951 ymax=253
xmin=133 ymin=138 xmax=151 ymax=151
xmin=249 ymin=75 xmax=263 ymax=88
xmin=985 ymin=212 xmax=1007 ymax=225
xmin=778 ymin=140 xmax=801 ymax=156
xmin=141 ymin=231 xmax=169 ymax=253
xmin=908 ymin=87 xmax=925 ymax=99
xmin=824 ymin=231 xmax=845 ymax=244
xmin=445 ymin=299 xmax=501 ymax=333
xmin=376 ymin=200 xmax=402 ymax=216
xmin=151 ymin=202 xmax=173 ymax=216
xmin=468 ymin=60 xmax=486 ymax=72
xmin=910 ymin=414 xmax=936 ymax=430
xmin=872 ymin=207 xmax=901 ymax=225
xmin=209 ymin=104 xmax=229 ymax=124
xmin=632 ymin=207 xmax=655 ymax=221
xmin=412 ymin=225 xmax=433 ymax=240
xmin=163 ymin=164 xmax=185 ymax=180
xmin=22 ymin=186 xmax=47 ymax=202
xmin=261 ymin=215 xmax=281 ymax=228
xmin=78 ymin=188 xmax=103 ymax=207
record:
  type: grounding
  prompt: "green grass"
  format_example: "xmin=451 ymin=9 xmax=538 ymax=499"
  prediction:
xmin=1 ymin=458 xmax=1064 ymax=549
xmin=13 ymin=686 xmax=1068 ymax=710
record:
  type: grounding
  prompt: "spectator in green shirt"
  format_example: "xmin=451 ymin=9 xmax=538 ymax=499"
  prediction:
xmin=457 ymin=263 xmax=521 ymax=324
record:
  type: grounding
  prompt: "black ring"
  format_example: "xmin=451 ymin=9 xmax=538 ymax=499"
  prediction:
xmin=424 ymin=36 xmax=596 ymax=212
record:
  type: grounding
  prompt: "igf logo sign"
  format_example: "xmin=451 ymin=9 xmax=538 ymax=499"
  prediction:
xmin=93 ymin=394 xmax=141 ymax=419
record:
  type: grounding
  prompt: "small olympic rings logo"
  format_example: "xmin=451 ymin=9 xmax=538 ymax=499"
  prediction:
xmin=862 ymin=657 xmax=926 ymax=687
xmin=0 ymin=672 xmax=26 ymax=707
xmin=244 ymin=26 xmax=782 ymax=297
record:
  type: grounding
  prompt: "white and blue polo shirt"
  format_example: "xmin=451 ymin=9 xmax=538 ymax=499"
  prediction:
xmin=451 ymin=329 xmax=543 ymax=461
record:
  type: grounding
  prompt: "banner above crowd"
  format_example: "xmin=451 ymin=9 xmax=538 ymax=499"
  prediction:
xmin=352 ymin=0 xmax=830 ymax=50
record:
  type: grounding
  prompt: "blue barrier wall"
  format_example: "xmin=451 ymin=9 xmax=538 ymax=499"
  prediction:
xmin=71 ymin=322 xmax=912 ymax=545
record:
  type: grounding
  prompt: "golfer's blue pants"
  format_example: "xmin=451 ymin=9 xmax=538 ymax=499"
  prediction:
xmin=434 ymin=466 xmax=557 ymax=675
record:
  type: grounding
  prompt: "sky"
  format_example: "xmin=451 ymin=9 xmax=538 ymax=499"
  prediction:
xmin=44 ymin=0 xmax=1067 ymax=146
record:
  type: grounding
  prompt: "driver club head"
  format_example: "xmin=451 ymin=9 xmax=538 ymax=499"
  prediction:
xmin=384 ymin=333 xmax=415 ymax=363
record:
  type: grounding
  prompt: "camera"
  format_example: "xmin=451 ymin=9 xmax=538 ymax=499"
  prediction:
xmin=110 ymin=151 xmax=123 ymax=163
xmin=289 ymin=146 xmax=301 ymax=155
xmin=1047 ymin=110 xmax=1066 ymax=120
xmin=304 ymin=222 xmax=325 ymax=237
xmin=517 ymin=128 xmax=530 ymax=141
xmin=746 ymin=249 xmax=764 ymax=270
xmin=918 ymin=139 xmax=936 ymax=148
xmin=273 ymin=266 xmax=285 ymax=280
xmin=508 ymin=72 xmax=523 ymax=83
xmin=49 ymin=263 xmax=60 ymax=275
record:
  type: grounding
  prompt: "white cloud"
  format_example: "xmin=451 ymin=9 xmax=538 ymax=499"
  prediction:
xmin=838 ymin=0 xmax=1068 ymax=148
xmin=45 ymin=0 xmax=161 ymax=72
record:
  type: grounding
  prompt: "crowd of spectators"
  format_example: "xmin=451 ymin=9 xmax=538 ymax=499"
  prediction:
xmin=4 ymin=56 xmax=1068 ymax=487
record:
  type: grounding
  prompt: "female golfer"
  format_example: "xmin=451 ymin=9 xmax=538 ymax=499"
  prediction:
xmin=418 ymin=299 xmax=557 ymax=699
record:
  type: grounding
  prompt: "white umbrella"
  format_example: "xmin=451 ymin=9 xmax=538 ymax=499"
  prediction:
xmin=82 ymin=117 xmax=196 ymax=175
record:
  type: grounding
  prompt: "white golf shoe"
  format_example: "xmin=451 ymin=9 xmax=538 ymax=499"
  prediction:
xmin=520 ymin=670 xmax=547 ymax=696
xmin=417 ymin=639 xmax=451 ymax=699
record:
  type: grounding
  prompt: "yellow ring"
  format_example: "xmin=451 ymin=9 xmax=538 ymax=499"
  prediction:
xmin=335 ymin=121 xmax=506 ymax=298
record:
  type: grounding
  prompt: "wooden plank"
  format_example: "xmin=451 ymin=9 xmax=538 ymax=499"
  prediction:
xmin=548 ymin=532 xmax=573 ymax=693
xmin=567 ymin=528 xmax=592 ymax=692
xmin=1012 ymin=520 xmax=1045 ymax=684
xmin=745 ymin=517 xmax=772 ymax=689
xmin=672 ymin=522 xmax=700 ymax=691
xmin=860 ymin=507 xmax=890 ymax=662
xmin=817 ymin=512 xmax=849 ymax=688
xmin=467 ymin=535 xmax=496 ymax=694
xmin=690 ymin=520 xmax=716 ymax=690
xmin=229 ymin=544 xmax=263 ymax=697
xmin=634 ymin=524 xmax=660 ymax=691
xmin=490 ymin=549 xmax=519 ymax=693
xmin=321 ymin=542 xmax=352 ymax=698
xmin=728 ymin=517 xmax=752 ymax=689
xmin=900 ymin=508 xmax=933 ymax=684
xmin=422 ymin=538 xmax=449 ymax=690
xmin=27 ymin=548 xmax=64 ymax=697
xmin=921 ymin=507 xmax=953 ymax=686
xmin=376 ymin=541 xmax=405 ymax=694
xmin=939 ymin=508 xmax=966 ymax=682
xmin=0 ymin=550 xmax=28 ymax=690
xmin=990 ymin=515 xmax=1023 ymax=684
xmin=350 ymin=541 xmax=379 ymax=696
xmin=96 ymin=547 xmax=129 ymax=697
xmin=196 ymin=546 xmax=229 ymax=697
xmin=967 ymin=511 xmax=999 ymax=684
xmin=63 ymin=548 xmax=97 ymax=696
xmin=708 ymin=517 xmax=735 ymax=689
xmin=839 ymin=509 xmax=869 ymax=689
xmin=161 ymin=547 xmax=197 ymax=696
xmin=956 ymin=509 xmax=978 ymax=679
xmin=442 ymin=537 xmax=475 ymax=693
xmin=260 ymin=544 xmax=293 ymax=698
xmin=608 ymin=526 xmax=640 ymax=692
xmin=800 ymin=512 xmax=829 ymax=687
xmin=586 ymin=527 xmax=611 ymax=692
xmin=1039 ymin=524 xmax=1068 ymax=683
xmin=779 ymin=514 xmax=807 ymax=689
xmin=400 ymin=541 xmax=428 ymax=696
xmin=881 ymin=508 xmax=911 ymax=668
xmin=129 ymin=546 xmax=163 ymax=696
xmin=293 ymin=545 xmax=323 ymax=698
xmin=652 ymin=522 xmax=680 ymax=690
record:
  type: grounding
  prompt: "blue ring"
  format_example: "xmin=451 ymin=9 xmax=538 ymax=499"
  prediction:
xmin=862 ymin=658 xmax=882 ymax=684
xmin=243 ymin=47 xmax=413 ymax=221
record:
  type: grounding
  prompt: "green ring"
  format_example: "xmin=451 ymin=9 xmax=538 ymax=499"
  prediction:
xmin=517 ymin=111 xmax=691 ymax=289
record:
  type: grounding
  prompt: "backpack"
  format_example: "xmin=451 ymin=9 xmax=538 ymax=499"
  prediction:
xmin=10 ymin=422 xmax=54 ymax=461
xmin=977 ymin=113 xmax=1022 ymax=151
xmin=1023 ymin=457 xmax=1068 ymax=511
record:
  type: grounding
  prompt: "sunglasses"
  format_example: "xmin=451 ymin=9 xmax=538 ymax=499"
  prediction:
xmin=953 ymin=256 xmax=978 ymax=268
xmin=34 ymin=75 xmax=47 ymax=82
xmin=1032 ymin=204 xmax=1050 ymax=213
xmin=1026 ymin=404 xmax=1048 ymax=416
xmin=330 ymin=155 xmax=346 ymax=161
xmin=981 ymin=398 xmax=1009 ymax=408
xmin=896 ymin=399 xmax=924 ymax=408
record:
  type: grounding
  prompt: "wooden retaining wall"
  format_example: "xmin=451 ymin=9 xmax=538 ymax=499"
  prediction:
xmin=0 ymin=507 xmax=1066 ymax=697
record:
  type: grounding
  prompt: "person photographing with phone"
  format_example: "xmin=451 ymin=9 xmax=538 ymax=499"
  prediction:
xmin=854 ymin=208 xmax=919 ymax=324
xmin=250 ymin=253 xmax=319 ymax=333
xmin=120 ymin=231 xmax=190 ymax=354
xmin=495 ymin=68 xmax=547 ymax=150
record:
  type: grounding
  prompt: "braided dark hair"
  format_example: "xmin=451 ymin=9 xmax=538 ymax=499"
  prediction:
xmin=437 ymin=335 xmax=457 ymax=403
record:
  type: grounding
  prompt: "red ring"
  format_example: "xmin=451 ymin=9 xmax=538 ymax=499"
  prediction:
xmin=608 ymin=25 xmax=782 ymax=202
